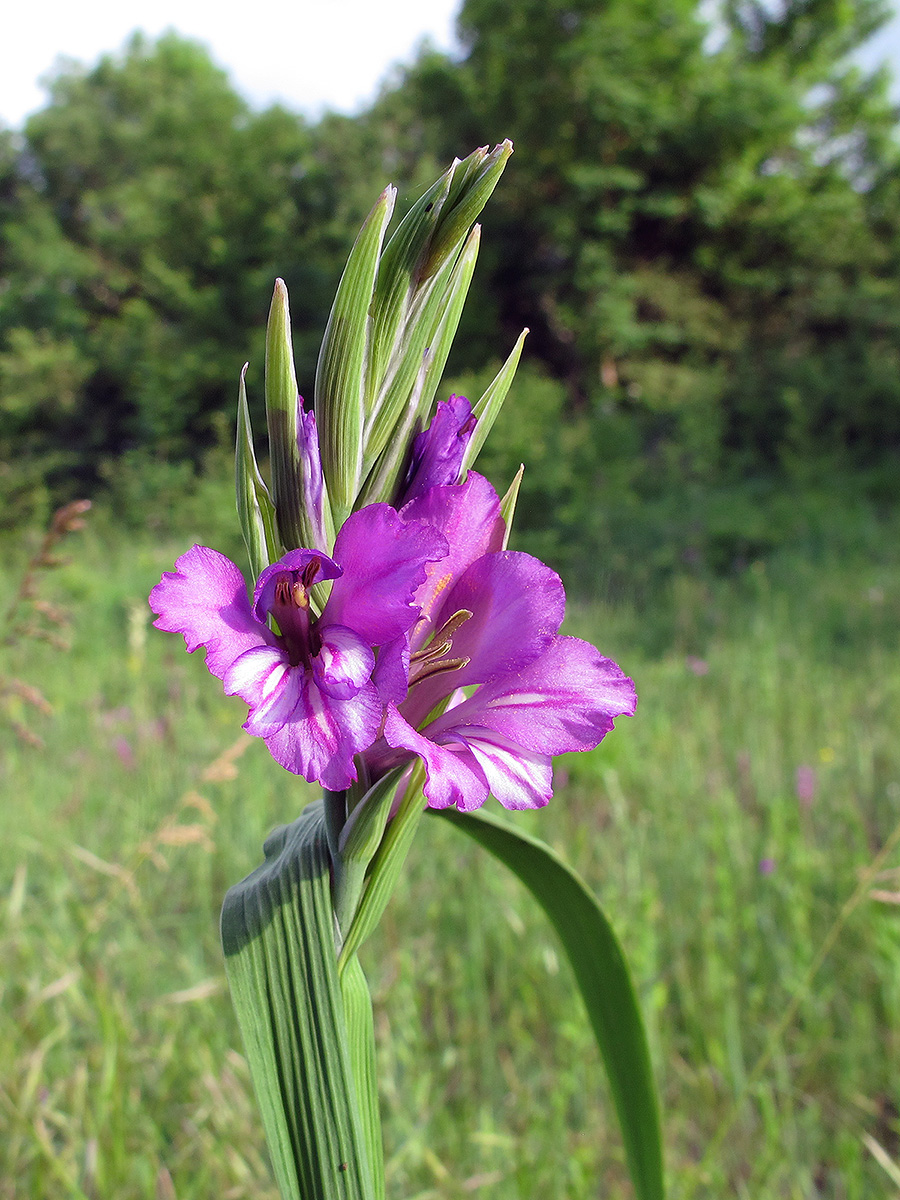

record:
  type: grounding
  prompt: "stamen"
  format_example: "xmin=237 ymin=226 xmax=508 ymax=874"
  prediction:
xmin=433 ymin=608 xmax=473 ymax=643
xmin=274 ymin=563 xmax=319 ymax=612
xmin=410 ymin=639 xmax=452 ymax=666
xmin=270 ymin=567 xmax=316 ymax=666
xmin=409 ymin=655 xmax=470 ymax=687
xmin=408 ymin=608 xmax=474 ymax=686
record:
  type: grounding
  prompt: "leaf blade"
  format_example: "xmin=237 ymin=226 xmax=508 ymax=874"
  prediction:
xmin=222 ymin=803 xmax=376 ymax=1200
xmin=432 ymin=806 xmax=664 ymax=1200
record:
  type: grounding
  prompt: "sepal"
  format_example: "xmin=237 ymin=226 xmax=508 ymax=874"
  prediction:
xmin=499 ymin=464 xmax=525 ymax=549
xmin=419 ymin=141 xmax=512 ymax=283
xmin=358 ymin=226 xmax=482 ymax=507
xmin=333 ymin=767 xmax=407 ymax=936
xmin=361 ymin=145 xmax=513 ymax=490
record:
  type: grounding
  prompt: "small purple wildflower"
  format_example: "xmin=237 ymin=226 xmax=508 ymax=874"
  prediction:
xmin=758 ymin=857 xmax=776 ymax=876
xmin=795 ymin=765 xmax=817 ymax=809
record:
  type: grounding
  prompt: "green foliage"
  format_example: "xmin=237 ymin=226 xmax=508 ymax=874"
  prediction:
xmin=435 ymin=806 xmax=664 ymax=1200
xmin=221 ymin=806 xmax=378 ymax=1200
xmin=381 ymin=0 xmax=900 ymax=476
xmin=0 ymin=33 xmax=349 ymax=504
xmin=2 ymin=8 xmax=900 ymax=534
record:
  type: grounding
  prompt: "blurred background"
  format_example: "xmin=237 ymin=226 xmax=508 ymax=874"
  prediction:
xmin=2 ymin=2 xmax=900 ymax=1197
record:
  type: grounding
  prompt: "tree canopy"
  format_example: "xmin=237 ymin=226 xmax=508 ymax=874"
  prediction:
xmin=1 ymin=4 xmax=899 ymax=527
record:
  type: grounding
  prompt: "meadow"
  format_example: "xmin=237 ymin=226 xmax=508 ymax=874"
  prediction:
xmin=1 ymin=474 xmax=899 ymax=1200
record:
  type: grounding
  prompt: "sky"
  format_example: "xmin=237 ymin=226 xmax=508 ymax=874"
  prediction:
xmin=2 ymin=0 xmax=900 ymax=131
xmin=0 ymin=0 xmax=462 ymax=130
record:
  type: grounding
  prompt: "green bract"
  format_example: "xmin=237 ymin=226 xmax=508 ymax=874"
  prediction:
xmin=236 ymin=143 xmax=523 ymax=562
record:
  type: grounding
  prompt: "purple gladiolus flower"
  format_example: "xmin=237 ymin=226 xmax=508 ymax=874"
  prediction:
xmin=366 ymin=472 xmax=637 ymax=811
xmin=149 ymin=504 xmax=446 ymax=789
xmin=150 ymin=391 xmax=634 ymax=808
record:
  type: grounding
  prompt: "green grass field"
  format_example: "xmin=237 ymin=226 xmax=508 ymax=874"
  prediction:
xmin=2 ymin=488 xmax=899 ymax=1199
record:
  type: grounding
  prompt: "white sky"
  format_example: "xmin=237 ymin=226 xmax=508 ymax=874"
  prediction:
xmin=1 ymin=0 xmax=898 ymax=131
xmin=0 ymin=0 xmax=462 ymax=129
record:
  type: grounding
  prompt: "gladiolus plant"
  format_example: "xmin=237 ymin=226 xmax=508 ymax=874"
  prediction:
xmin=150 ymin=144 xmax=663 ymax=1200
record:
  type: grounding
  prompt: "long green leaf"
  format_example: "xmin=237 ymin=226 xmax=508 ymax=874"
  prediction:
xmin=432 ymin=806 xmax=664 ymax=1200
xmin=221 ymin=803 xmax=376 ymax=1200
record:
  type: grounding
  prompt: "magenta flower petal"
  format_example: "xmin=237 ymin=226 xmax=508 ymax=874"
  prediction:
xmin=253 ymin=549 xmax=341 ymax=621
xmin=312 ymin=625 xmax=375 ymax=700
xmin=263 ymin=680 xmax=383 ymax=789
xmin=428 ymin=635 xmax=637 ymax=756
xmin=401 ymin=395 xmax=476 ymax=503
xmin=401 ymin=473 xmax=505 ymax=634
xmin=436 ymin=550 xmax=564 ymax=681
xmin=323 ymin=503 xmax=448 ymax=646
xmin=151 ymin=518 xmax=444 ymax=787
xmin=383 ymin=705 xmax=490 ymax=810
xmin=149 ymin=545 xmax=276 ymax=680
xmin=399 ymin=549 xmax=566 ymax=732
xmin=223 ymin=645 xmax=295 ymax=732
xmin=371 ymin=635 xmax=411 ymax=704
xmin=453 ymin=728 xmax=553 ymax=810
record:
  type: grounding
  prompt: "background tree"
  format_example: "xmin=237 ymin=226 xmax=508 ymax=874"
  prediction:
xmin=1 ymin=7 xmax=898 ymax=560
xmin=0 ymin=34 xmax=351 ymax=510
xmin=379 ymin=0 xmax=900 ymax=477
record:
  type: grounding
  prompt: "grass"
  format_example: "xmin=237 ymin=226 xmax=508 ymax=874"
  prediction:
xmin=1 ymin=485 xmax=899 ymax=1198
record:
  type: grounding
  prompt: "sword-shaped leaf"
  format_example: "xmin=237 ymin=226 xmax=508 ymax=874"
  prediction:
xmin=221 ymin=803 xmax=376 ymax=1200
xmin=432 ymin=806 xmax=665 ymax=1200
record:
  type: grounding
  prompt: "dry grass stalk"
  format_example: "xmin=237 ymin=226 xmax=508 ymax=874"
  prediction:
xmin=1 ymin=500 xmax=90 ymax=746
